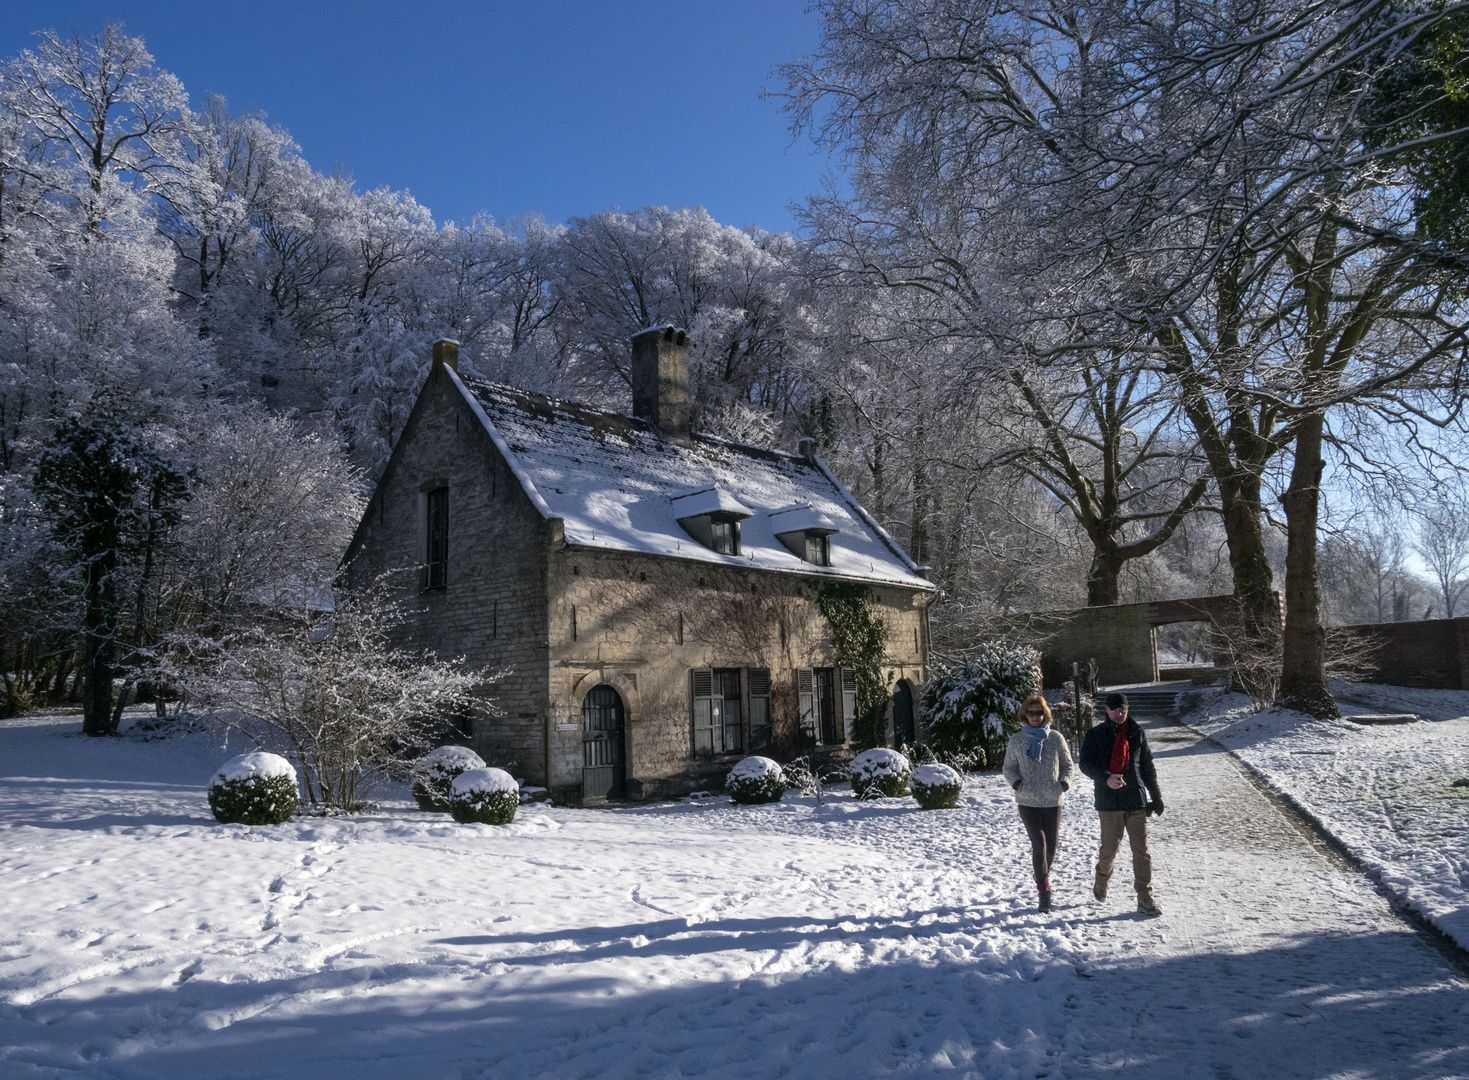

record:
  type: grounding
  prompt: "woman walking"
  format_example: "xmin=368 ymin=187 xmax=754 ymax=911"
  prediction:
xmin=1002 ymin=695 xmax=1075 ymax=912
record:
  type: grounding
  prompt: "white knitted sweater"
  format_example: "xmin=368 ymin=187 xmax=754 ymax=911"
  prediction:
xmin=1001 ymin=728 xmax=1075 ymax=808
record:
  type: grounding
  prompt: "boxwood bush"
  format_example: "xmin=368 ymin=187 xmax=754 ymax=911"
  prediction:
xmin=449 ymin=767 xmax=519 ymax=825
xmin=412 ymin=745 xmax=486 ymax=811
xmin=910 ymin=762 xmax=964 ymax=810
xmin=726 ymin=756 xmax=786 ymax=804
xmin=209 ymin=752 xmax=299 ymax=825
xmin=850 ymin=748 xmax=912 ymax=799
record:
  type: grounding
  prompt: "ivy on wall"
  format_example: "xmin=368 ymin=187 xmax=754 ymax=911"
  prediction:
xmin=814 ymin=582 xmax=889 ymax=750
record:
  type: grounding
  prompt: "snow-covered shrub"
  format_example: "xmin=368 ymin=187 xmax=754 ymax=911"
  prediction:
xmin=208 ymin=753 xmax=298 ymax=825
xmin=411 ymin=745 xmax=486 ymax=811
xmin=726 ymin=756 xmax=785 ymax=804
xmin=921 ymin=644 xmax=1041 ymax=769
xmin=910 ymin=763 xmax=964 ymax=810
xmin=449 ymin=767 xmax=519 ymax=825
xmin=850 ymin=747 xmax=912 ymax=799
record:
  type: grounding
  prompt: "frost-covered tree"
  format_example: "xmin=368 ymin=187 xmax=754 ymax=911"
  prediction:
xmin=1415 ymin=496 xmax=1469 ymax=619
xmin=178 ymin=576 xmax=496 ymax=810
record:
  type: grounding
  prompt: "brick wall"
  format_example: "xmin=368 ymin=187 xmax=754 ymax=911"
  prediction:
xmin=1338 ymin=617 xmax=1469 ymax=689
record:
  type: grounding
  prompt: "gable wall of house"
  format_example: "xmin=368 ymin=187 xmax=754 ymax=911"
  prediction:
xmin=344 ymin=366 xmax=554 ymax=784
xmin=543 ymin=545 xmax=930 ymax=803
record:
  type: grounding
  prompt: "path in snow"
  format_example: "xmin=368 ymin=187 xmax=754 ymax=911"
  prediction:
xmin=0 ymin=713 xmax=1466 ymax=1079
xmin=1186 ymin=687 xmax=1469 ymax=955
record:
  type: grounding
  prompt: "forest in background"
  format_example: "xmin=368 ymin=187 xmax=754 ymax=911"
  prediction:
xmin=3 ymin=4 xmax=1469 ymax=725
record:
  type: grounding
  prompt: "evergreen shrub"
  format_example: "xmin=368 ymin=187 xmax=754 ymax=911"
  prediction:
xmin=910 ymin=762 xmax=964 ymax=810
xmin=449 ymin=767 xmax=519 ymax=825
xmin=726 ymin=756 xmax=786 ymax=804
xmin=850 ymin=747 xmax=912 ymax=799
xmin=209 ymin=752 xmax=299 ymax=825
xmin=921 ymin=644 xmax=1041 ymax=769
xmin=412 ymin=745 xmax=486 ymax=811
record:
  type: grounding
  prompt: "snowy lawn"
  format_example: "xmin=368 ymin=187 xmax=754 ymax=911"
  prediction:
xmin=1184 ymin=682 xmax=1469 ymax=954
xmin=2 ymin=710 xmax=1467 ymax=1079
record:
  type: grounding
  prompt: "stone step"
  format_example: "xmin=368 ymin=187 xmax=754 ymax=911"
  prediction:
xmin=1092 ymin=683 xmax=1189 ymax=721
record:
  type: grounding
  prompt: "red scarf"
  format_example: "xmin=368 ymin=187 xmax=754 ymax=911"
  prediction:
xmin=1108 ymin=719 xmax=1132 ymax=775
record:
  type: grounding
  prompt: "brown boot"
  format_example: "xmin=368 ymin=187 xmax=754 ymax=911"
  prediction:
xmin=1137 ymin=894 xmax=1162 ymax=917
xmin=1093 ymin=871 xmax=1111 ymax=901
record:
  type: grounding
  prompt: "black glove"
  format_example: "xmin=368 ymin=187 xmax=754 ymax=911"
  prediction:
xmin=1149 ymin=797 xmax=1165 ymax=817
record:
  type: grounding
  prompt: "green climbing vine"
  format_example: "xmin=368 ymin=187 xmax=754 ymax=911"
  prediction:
xmin=813 ymin=582 xmax=889 ymax=750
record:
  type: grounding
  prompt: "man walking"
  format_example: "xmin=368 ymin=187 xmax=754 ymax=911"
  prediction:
xmin=1079 ymin=692 xmax=1165 ymax=916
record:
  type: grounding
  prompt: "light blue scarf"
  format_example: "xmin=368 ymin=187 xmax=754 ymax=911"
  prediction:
xmin=1023 ymin=722 xmax=1050 ymax=761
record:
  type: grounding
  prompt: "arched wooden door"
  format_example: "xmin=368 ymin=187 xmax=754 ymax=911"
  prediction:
xmin=582 ymin=685 xmax=626 ymax=800
xmin=893 ymin=680 xmax=916 ymax=747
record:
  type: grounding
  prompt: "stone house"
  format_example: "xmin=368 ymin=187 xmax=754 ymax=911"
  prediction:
xmin=343 ymin=327 xmax=934 ymax=804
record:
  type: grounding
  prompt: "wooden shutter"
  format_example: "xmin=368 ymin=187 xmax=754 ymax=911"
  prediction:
xmin=797 ymin=668 xmax=815 ymax=736
xmin=690 ymin=668 xmax=719 ymax=757
xmin=747 ymin=668 xmax=772 ymax=750
xmin=840 ymin=667 xmax=858 ymax=744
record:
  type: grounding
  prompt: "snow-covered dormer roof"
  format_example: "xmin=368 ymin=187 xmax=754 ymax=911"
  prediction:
xmin=767 ymin=502 xmax=840 ymax=536
xmin=670 ymin=486 xmax=754 ymax=521
xmin=447 ymin=369 xmax=934 ymax=591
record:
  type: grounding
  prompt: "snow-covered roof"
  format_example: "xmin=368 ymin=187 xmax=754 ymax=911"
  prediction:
xmin=447 ymin=369 xmax=933 ymax=591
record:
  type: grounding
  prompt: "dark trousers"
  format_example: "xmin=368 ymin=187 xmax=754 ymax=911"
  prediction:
xmin=1017 ymin=804 xmax=1061 ymax=887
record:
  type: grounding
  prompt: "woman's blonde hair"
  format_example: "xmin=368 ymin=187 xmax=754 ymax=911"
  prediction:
xmin=1016 ymin=695 xmax=1052 ymax=725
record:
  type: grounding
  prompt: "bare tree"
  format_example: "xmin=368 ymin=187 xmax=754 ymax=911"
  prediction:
xmin=1415 ymin=497 xmax=1469 ymax=618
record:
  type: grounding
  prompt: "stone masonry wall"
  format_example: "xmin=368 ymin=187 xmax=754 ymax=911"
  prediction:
xmin=343 ymin=365 xmax=551 ymax=783
xmin=544 ymin=547 xmax=930 ymax=802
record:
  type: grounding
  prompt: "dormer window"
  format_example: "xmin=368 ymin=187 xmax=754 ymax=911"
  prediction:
xmin=804 ymin=531 xmax=830 ymax=566
xmin=671 ymin=486 xmax=754 ymax=556
xmin=710 ymin=516 xmax=739 ymax=555
xmin=768 ymin=502 xmax=839 ymax=567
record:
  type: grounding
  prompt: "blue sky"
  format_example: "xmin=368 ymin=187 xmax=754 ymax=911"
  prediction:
xmin=0 ymin=1 xmax=834 ymax=232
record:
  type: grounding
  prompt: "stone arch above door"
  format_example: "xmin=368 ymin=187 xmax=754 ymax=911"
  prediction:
xmin=569 ymin=669 xmax=640 ymax=719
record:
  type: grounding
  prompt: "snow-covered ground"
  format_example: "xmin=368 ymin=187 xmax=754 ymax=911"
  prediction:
xmin=1184 ymin=681 xmax=1469 ymax=956
xmin=2 ymin=710 xmax=1467 ymax=1079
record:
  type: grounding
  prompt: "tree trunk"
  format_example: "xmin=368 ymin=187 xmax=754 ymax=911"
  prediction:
xmin=81 ymin=553 xmax=119 ymax=736
xmin=81 ymin=633 xmax=114 ymax=736
xmin=1087 ymin=550 xmax=1122 ymax=606
xmin=1277 ymin=415 xmax=1338 ymax=718
xmin=1219 ymin=473 xmax=1278 ymax=631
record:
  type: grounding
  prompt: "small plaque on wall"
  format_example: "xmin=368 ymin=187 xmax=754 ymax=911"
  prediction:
xmin=556 ymin=723 xmax=579 ymax=731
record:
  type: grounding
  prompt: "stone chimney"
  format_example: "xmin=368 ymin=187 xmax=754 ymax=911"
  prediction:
xmin=630 ymin=326 xmax=691 ymax=446
xmin=433 ymin=338 xmax=460 ymax=370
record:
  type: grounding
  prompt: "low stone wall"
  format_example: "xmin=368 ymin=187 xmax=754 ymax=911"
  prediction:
xmin=1338 ymin=617 xmax=1469 ymax=689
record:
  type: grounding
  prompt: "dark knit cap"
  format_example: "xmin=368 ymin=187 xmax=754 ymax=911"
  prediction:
xmin=1104 ymin=692 xmax=1128 ymax=711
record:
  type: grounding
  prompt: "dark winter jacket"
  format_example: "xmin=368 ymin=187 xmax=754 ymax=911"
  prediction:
xmin=1079 ymin=718 xmax=1162 ymax=812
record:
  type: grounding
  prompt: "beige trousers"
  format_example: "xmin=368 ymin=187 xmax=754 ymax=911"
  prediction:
xmin=1097 ymin=809 xmax=1153 ymax=898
